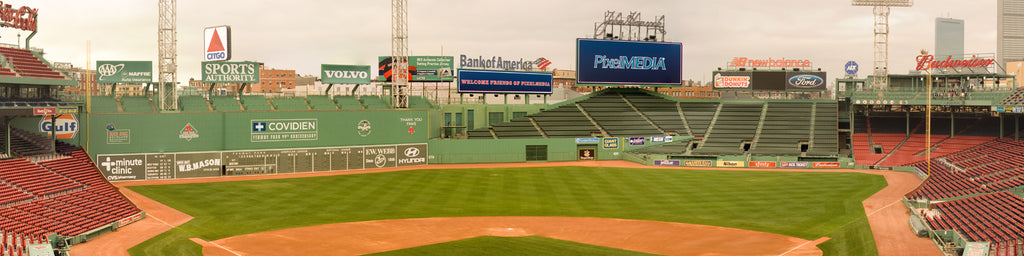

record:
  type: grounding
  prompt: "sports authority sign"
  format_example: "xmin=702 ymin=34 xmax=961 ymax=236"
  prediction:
xmin=202 ymin=61 xmax=259 ymax=83
xmin=321 ymin=64 xmax=371 ymax=84
xmin=204 ymin=26 xmax=231 ymax=61
xmin=96 ymin=61 xmax=153 ymax=83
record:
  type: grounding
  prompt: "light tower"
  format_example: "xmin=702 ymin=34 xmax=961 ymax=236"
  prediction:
xmin=391 ymin=0 xmax=409 ymax=109
xmin=593 ymin=11 xmax=665 ymax=41
xmin=157 ymin=0 xmax=177 ymax=111
xmin=852 ymin=0 xmax=913 ymax=90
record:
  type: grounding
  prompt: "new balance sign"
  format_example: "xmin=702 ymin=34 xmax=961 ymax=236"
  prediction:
xmin=204 ymin=26 xmax=231 ymax=61
xmin=321 ymin=64 xmax=371 ymax=84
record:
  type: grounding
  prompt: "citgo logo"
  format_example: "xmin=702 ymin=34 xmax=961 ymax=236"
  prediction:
xmin=204 ymin=26 xmax=230 ymax=61
xmin=38 ymin=114 xmax=78 ymax=139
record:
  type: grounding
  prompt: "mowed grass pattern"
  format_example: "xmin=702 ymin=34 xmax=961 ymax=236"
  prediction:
xmin=368 ymin=236 xmax=658 ymax=256
xmin=128 ymin=167 xmax=886 ymax=256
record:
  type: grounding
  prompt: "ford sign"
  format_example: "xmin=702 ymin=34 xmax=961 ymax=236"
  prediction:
xmin=785 ymin=72 xmax=827 ymax=90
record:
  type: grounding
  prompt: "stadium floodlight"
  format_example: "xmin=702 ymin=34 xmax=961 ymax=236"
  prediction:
xmin=852 ymin=0 xmax=913 ymax=90
xmin=593 ymin=11 xmax=666 ymax=41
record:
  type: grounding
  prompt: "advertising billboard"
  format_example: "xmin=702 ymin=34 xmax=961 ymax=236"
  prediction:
xmin=712 ymin=71 xmax=752 ymax=89
xmin=752 ymin=72 xmax=786 ymax=90
xmin=378 ymin=56 xmax=454 ymax=82
xmin=457 ymin=69 xmax=553 ymax=94
xmin=321 ymin=64 xmax=371 ymax=84
xmin=786 ymin=72 xmax=827 ymax=90
xmin=204 ymin=26 xmax=231 ymax=61
xmin=96 ymin=61 xmax=153 ymax=83
xmin=576 ymin=38 xmax=682 ymax=85
xmin=202 ymin=61 xmax=260 ymax=83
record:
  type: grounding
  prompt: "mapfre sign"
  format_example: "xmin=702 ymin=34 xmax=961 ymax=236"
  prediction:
xmin=204 ymin=26 xmax=231 ymax=61
xmin=0 ymin=2 xmax=38 ymax=31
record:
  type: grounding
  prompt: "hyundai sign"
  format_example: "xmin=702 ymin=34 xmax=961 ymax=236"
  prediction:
xmin=576 ymin=38 xmax=682 ymax=85
xmin=204 ymin=26 xmax=231 ymax=61
xmin=457 ymin=69 xmax=553 ymax=94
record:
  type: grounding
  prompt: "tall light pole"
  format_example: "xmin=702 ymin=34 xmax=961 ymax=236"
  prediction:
xmin=921 ymin=49 xmax=932 ymax=176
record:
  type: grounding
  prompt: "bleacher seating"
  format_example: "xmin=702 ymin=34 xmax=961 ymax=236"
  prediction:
xmin=530 ymin=105 xmax=600 ymax=138
xmin=907 ymin=138 xmax=1024 ymax=200
xmin=0 ymin=47 xmax=65 ymax=79
xmin=679 ymin=102 xmax=719 ymax=137
xmin=409 ymin=96 xmax=434 ymax=109
xmin=119 ymin=96 xmax=154 ymax=113
xmin=179 ymin=95 xmax=211 ymax=112
xmin=490 ymin=116 xmax=543 ymax=138
xmin=578 ymin=92 xmax=662 ymax=137
xmin=88 ymin=96 xmax=120 ymax=113
xmin=359 ymin=96 xmax=391 ymax=110
xmin=749 ymin=102 xmax=812 ymax=155
xmin=241 ymin=95 xmax=273 ymax=111
xmin=693 ymin=102 xmax=763 ymax=155
xmin=921 ymin=192 xmax=1024 ymax=256
xmin=809 ymin=102 xmax=839 ymax=156
xmin=306 ymin=95 xmax=337 ymax=110
xmin=0 ymin=128 xmax=53 ymax=157
xmin=626 ymin=93 xmax=684 ymax=134
xmin=269 ymin=98 xmax=310 ymax=111
xmin=211 ymin=96 xmax=242 ymax=111
xmin=999 ymin=87 xmax=1024 ymax=105
xmin=0 ymin=158 xmax=82 ymax=196
xmin=333 ymin=96 xmax=363 ymax=110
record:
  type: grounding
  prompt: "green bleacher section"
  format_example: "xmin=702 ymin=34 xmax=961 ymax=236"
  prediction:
xmin=490 ymin=116 xmax=543 ymax=138
xmin=693 ymin=102 xmax=764 ymax=155
xmin=241 ymin=95 xmax=272 ymax=111
xmin=627 ymin=93 xmax=685 ymax=135
xmin=306 ymin=95 xmax=337 ymax=110
xmin=532 ymin=105 xmax=600 ymax=138
xmin=809 ymin=102 xmax=839 ymax=156
xmin=333 ymin=96 xmax=363 ymax=110
xmin=270 ymin=98 xmax=310 ymax=111
xmin=89 ymin=96 xmax=119 ymax=113
xmin=409 ymin=96 xmax=433 ymax=109
xmin=210 ymin=96 xmax=242 ymax=111
xmin=679 ymin=102 xmax=719 ymax=137
xmin=360 ymin=96 xmax=391 ymax=110
xmin=119 ymin=96 xmax=154 ymax=113
xmin=179 ymin=95 xmax=211 ymax=112
xmin=579 ymin=91 xmax=663 ymax=137
xmin=749 ymin=102 xmax=811 ymax=155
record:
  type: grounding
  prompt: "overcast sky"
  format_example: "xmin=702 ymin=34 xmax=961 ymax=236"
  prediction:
xmin=9 ymin=0 xmax=997 ymax=83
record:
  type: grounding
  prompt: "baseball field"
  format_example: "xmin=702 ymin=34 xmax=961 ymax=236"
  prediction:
xmin=114 ymin=164 xmax=887 ymax=256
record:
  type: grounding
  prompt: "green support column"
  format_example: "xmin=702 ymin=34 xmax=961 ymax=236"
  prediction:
xmin=237 ymin=83 xmax=248 ymax=100
xmin=950 ymin=112 xmax=955 ymax=137
xmin=350 ymin=84 xmax=360 ymax=96
xmin=906 ymin=112 xmax=911 ymax=136
xmin=324 ymin=84 xmax=334 ymax=96
xmin=109 ymin=83 xmax=117 ymax=96
xmin=525 ymin=94 xmax=530 ymax=104
xmin=50 ymin=115 xmax=56 ymax=154
xmin=504 ymin=94 xmax=508 ymax=104
xmin=4 ymin=117 xmax=10 ymax=156
xmin=207 ymin=83 xmax=216 ymax=96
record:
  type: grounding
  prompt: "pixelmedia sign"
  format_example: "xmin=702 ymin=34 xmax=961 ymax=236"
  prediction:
xmin=576 ymin=38 xmax=682 ymax=85
xmin=204 ymin=26 xmax=231 ymax=61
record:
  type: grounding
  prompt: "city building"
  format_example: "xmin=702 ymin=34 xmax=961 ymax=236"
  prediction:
xmin=251 ymin=65 xmax=296 ymax=93
xmin=998 ymin=0 xmax=1024 ymax=70
xmin=935 ymin=17 xmax=964 ymax=60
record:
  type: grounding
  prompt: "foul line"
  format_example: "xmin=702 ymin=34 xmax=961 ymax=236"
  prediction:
xmin=778 ymin=238 xmax=819 ymax=256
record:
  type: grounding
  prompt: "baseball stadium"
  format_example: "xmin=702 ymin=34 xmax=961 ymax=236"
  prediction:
xmin=1 ymin=1 xmax=1023 ymax=256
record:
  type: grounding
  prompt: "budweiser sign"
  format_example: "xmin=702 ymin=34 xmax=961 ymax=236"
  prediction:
xmin=915 ymin=55 xmax=994 ymax=71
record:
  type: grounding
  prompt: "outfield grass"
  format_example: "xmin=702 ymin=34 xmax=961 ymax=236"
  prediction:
xmin=367 ymin=236 xmax=657 ymax=256
xmin=127 ymin=167 xmax=885 ymax=256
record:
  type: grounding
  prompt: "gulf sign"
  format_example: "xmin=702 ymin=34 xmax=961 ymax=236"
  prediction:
xmin=204 ymin=26 xmax=231 ymax=61
xmin=457 ymin=69 xmax=553 ymax=94
xmin=38 ymin=114 xmax=78 ymax=139
xmin=576 ymin=38 xmax=682 ymax=85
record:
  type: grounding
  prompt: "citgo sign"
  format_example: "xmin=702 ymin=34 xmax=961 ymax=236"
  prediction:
xmin=38 ymin=114 xmax=79 ymax=139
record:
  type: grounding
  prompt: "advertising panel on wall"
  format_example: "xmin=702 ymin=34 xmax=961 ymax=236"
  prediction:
xmin=712 ymin=71 xmax=752 ymax=89
xmin=752 ymin=71 xmax=786 ymax=90
xmin=378 ymin=56 xmax=454 ymax=82
xmin=576 ymin=38 xmax=682 ymax=85
xmin=202 ymin=61 xmax=260 ymax=83
xmin=321 ymin=64 xmax=371 ymax=84
xmin=96 ymin=61 xmax=153 ymax=83
xmin=785 ymin=72 xmax=827 ymax=90
xmin=97 ymin=143 xmax=427 ymax=181
xmin=457 ymin=69 xmax=553 ymax=94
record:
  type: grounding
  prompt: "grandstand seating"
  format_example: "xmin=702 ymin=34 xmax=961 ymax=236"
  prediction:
xmin=490 ymin=116 xmax=543 ymax=138
xmin=999 ymin=87 xmax=1024 ymax=105
xmin=921 ymin=192 xmax=1024 ymax=256
xmin=693 ymin=102 xmax=763 ymax=155
xmin=179 ymin=95 xmax=211 ymax=112
xmin=0 ymin=47 xmax=65 ymax=79
xmin=241 ymin=95 xmax=273 ymax=111
xmin=626 ymin=93 xmax=684 ymax=134
xmin=530 ymin=104 xmax=599 ymax=138
xmin=88 ymin=96 xmax=120 ymax=113
xmin=907 ymin=138 xmax=1024 ymax=200
xmin=269 ymin=98 xmax=310 ymax=111
xmin=306 ymin=95 xmax=337 ymax=110
xmin=809 ymin=102 xmax=839 ymax=156
xmin=749 ymin=102 xmax=812 ymax=155
xmin=409 ymin=96 xmax=433 ymax=109
xmin=119 ymin=96 xmax=154 ymax=113
xmin=333 ymin=96 xmax=363 ymax=110
xmin=0 ymin=128 xmax=53 ymax=157
xmin=211 ymin=96 xmax=242 ymax=111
